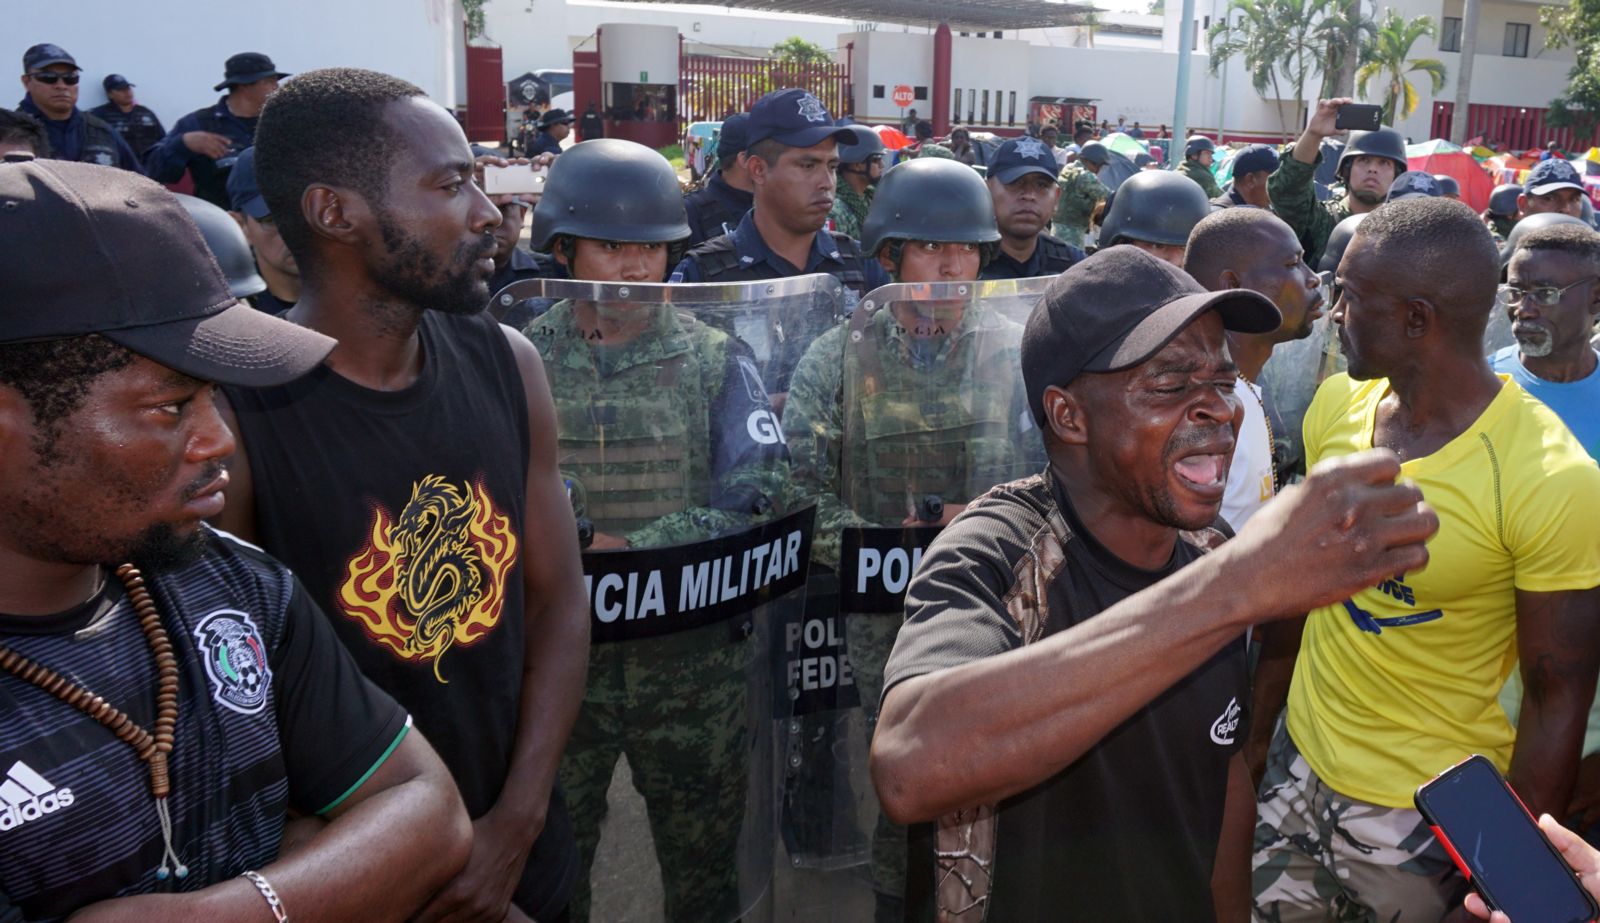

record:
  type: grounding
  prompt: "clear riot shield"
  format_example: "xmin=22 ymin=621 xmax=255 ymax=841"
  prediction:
xmin=496 ymin=275 xmax=844 ymax=923
xmin=778 ymin=278 xmax=1049 ymax=916
xmin=1258 ymin=310 xmax=1345 ymax=481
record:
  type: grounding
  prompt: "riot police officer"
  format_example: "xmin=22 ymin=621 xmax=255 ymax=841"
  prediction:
xmin=521 ymin=138 xmax=790 ymax=923
xmin=1179 ymin=135 xmax=1223 ymax=198
xmin=784 ymin=158 xmax=1036 ymax=922
xmin=682 ymin=113 xmax=754 ymax=245
xmin=1485 ymin=183 xmax=1522 ymax=239
xmin=1053 ymin=139 xmax=1111 ymax=246
xmin=829 ymin=123 xmax=884 ymax=239
xmin=1268 ymin=97 xmax=1408 ymax=267
xmin=983 ymin=135 xmax=1085 ymax=279
xmin=1097 ymin=169 xmax=1212 ymax=267
xmin=145 ymin=52 xmax=288 ymax=208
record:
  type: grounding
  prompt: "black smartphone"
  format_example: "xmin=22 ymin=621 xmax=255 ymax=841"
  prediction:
xmin=1335 ymin=103 xmax=1383 ymax=132
xmin=1415 ymin=754 xmax=1598 ymax=923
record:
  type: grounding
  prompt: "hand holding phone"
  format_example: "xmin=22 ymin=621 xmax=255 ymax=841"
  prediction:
xmin=1335 ymin=103 xmax=1383 ymax=132
xmin=1417 ymin=755 xmax=1600 ymax=923
xmin=483 ymin=162 xmax=548 ymax=195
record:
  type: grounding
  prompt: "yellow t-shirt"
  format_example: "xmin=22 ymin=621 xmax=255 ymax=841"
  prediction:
xmin=1287 ymin=373 xmax=1600 ymax=808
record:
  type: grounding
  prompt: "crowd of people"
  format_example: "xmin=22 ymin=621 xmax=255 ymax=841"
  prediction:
xmin=6 ymin=39 xmax=1600 ymax=923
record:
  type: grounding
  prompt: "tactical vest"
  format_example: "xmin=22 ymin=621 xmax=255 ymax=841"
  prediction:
xmin=688 ymin=231 xmax=874 ymax=297
xmin=846 ymin=308 xmax=1025 ymax=523
xmin=1034 ymin=234 xmax=1085 ymax=274
xmin=684 ymin=187 xmax=745 ymax=245
xmin=78 ymin=113 xmax=122 ymax=167
xmin=530 ymin=304 xmax=724 ymax=536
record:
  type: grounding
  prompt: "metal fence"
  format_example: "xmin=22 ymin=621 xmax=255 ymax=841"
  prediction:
xmin=1430 ymin=101 xmax=1597 ymax=152
xmin=679 ymin=53 xmax=853 ymax=133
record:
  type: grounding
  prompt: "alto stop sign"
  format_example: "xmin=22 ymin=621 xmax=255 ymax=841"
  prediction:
xmin=892 ymin=85 xmax=914 ymax=108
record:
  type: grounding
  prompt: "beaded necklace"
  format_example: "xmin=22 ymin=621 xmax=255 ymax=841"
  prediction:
xmin=0 ymin=564 xmax=188 ymax=880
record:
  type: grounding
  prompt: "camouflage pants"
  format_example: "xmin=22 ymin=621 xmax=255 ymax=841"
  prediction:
xmin=560 ymin=629 xmax=753 ymax=923
xmin=1252 ymin=713 xmax=1466 ymax=922
xmin=850 ymin=611 xmax=908 ymax=910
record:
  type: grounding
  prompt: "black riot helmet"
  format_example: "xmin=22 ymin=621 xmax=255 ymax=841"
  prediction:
xmin=1501 ymin=212 xmax=1590 ymax=269
xmin=1078 ymin=141 xmax=1110 ymax=167
xmin=1184 ymin=135 xmax=1215 ymax=159
xmin=859 ymin=158 xmax=1000 ymax=260
xmin=1335 ymin=128 xmax=1408 ymax=182
xmin=1487 ymin=184 xmax=1523 ymax=218
xmin=1431 ymin=174 xmax=1461 ymax=198
xmin=174 ymin=193 xmax=266 ymax=299
xmin=529 ymin=138 xmax=690 ymax=251
xmin=837 ymin=124 xmax=885 ymax=165
xmin=1318 ymin=213 xmax=1367 ymax=273
xmin=1098 ymin=169 xmax=1211 ymax=247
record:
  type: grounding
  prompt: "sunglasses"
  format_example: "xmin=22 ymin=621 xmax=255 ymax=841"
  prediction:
xmin=1497 ymin=277 xmax=1599 ymax=307
xmin=28 ymin=72 xmax=79 ymax=86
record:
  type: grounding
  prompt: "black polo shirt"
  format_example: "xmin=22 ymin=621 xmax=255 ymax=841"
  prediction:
xmin=886 ymin=470 xmax=1248 ymax=922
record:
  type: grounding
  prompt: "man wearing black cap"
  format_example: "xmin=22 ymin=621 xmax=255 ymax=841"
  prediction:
xmin=89 ymin=73 xmax=165 ymax=159
xmin=225 ymin=146 xmax=299 ymax=314
xmin=218 ymin=67 xmax=587 ymax=923
xmin=527 ymin=108 xmax=573 ymax=158
xmin=1519 ymin=158 xmax=1588 ymax=220
xmin=16 ymin=44 xmax=141 ymax=172
xmin=144 ymin=52 xmax=287 ymax=209
xmin=683 ymin=112 xmax=755 ymax=246
xmin=982 ymin=135 xmax=1085 ymax=280
xmin=0 ymin=158 xmax=473 ymax=923
xmin=1214 ymin=143 xmax=1279 ymax=209
xmin=869 ymin=245 xmax=1440 ymax=922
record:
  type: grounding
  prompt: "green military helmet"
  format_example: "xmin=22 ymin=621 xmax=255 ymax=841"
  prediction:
xmin=174 ymin=193 xmax=266 ymax=299
xmin=1184 ymin=135 xmax=1215 ymax=159
xmin=1318 ymin=213 xmax=1367 ymax=273
xmin=1335 ymin=127 xmax=1407 ymax=183
xmin=837 ymin=124 xmax=884 ymax=165
xmin=1487 ymin=184 xmax=1523 ymax=218
xmin=1501 ymin=211 xmax=1590 ymax=269
xmin=1078 ymin=141 xmax=1110 ymax=167
xmin=1098 ymin=169 xmax=1211 ymax=248
xmin=859 ymin=158 xmax=1000 ymax=258
xmin=528 ymin=138 xmax=691 ymax=251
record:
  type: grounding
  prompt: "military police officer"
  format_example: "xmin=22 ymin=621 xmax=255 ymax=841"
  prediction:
xmin=1053 ymin=140 xmax=1111 ymax=246
xmin=1098 ymin=169 xmax=1212 ymax=267
xmin=1486 ymin=183 xmax=1522 ymax=239
xmin=1268 ymin=97 xmax=1408 ymax=267
xmin=1179 ymin=135 xmax=1223 ymax=198
xmin=983 ymin=136 xmax=1086 ymax=280
xmin=683 ymin=113 xmax=754 ymax=245
xmin=522 ymin=138 xmax=790 ymax=923
xmin=829 ymin=123 xmax=884 ymax=240
xmin=145 ymin=52 xmax=288 ymax=209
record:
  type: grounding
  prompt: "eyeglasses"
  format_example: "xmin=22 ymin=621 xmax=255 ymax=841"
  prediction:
xmin=27 ymin=72 xmax=79 ymax=86
xmin=1496 ymin=276 xmax=1599 ymax=307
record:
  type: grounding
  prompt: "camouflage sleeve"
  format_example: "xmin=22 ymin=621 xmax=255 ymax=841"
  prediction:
xmin=1194 ymin=163 xmax=1224 ymax=199
xmin=829 ymin=197 xmax=861 ymax=240
xmin=780 ymin=324 xmax=868 ymax=569
xmin=1267 ymin=145 xmax=1337 ymax=266
xmin=623 ymin=336 xmax=788 ymax=548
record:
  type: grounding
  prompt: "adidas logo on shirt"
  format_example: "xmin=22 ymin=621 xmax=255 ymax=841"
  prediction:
xmin=0 ymin=760 xmax=74 ymax=832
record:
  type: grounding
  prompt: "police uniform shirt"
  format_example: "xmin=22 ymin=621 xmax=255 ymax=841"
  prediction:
xmin=0 ymin=530 xmax=411 ymax=923
xmin=88 ymin=102 xmax=166 ymax=158
xmin=682 ymin=173 xmax=755 ymax=246
xmin=144 ymin=98 xmax=259 ymax=206
xmin=16 ymin=97 xmax=142 ymax=173
xmin=979 ymin=234 xmax=1086 ymax=281
xmin=249 ymin=287 xmax=296 ymax=317
xmin=527 ymin=131 xmax=563 ymax=158
xmin=670 ymin=209 xmax=890 ymax=292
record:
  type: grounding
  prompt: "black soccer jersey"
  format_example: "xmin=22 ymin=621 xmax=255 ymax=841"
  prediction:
xmin=0 ymin=529 xmax=410 ymax=923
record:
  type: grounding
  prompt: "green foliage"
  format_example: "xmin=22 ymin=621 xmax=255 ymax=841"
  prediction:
xmin=771 ymin=37 xmax=833 ymax=68
xmin=463 ymin=0 xmax=489 ymax=39
xmin=1542 ymin=0 xmax=1600 ymax=137
xmin=657 ymin=144 xmax=686 ymax=171
xmin=1147 ymin=0 xmax=1166 ymax=15
xmin=1208 ymin=0 xmax=1339 ymax=139
xmin=1355 ymin=10 xmax=1446 ymax=123
xmin=1313 ymin=0 xmax=1378 ymax=99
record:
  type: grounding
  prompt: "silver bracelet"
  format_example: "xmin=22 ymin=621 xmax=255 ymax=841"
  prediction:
xmin=240 ymin=870 xmax=289 ymax=922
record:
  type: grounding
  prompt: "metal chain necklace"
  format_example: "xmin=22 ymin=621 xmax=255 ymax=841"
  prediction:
xmin=1241 ymin=374 xmax=1280 ymax=495
xmin=0 ymin=563 xmax=188 ymax=880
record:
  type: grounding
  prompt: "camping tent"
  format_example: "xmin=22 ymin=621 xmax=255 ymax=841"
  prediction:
xmin=1406 ymin=139 xmax=1496 ymax=212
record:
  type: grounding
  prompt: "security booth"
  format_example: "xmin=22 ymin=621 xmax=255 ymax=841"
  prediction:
xmin=597 ymin=23 xmax=679 ymax=148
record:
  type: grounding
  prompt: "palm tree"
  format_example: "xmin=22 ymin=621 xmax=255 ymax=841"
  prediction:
xmin=1208 ymin=0 xmax=1291 ymax=137
xmin=1356 ymin=11 xmax=1448 ymax=124
xmin=1313 ymin=0 xmax=1378 ymax=99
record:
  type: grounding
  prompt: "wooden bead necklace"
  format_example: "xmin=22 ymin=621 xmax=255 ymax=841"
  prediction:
xmin=0 ymin=564 xmax=188 ymax=880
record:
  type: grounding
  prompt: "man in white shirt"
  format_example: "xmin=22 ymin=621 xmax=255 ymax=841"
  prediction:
xmin=1184 ymin=208 xmax=1325 ymax=528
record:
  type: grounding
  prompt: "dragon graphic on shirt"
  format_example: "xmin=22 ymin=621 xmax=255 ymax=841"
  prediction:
xmin=338 ymin=476 xmax=519 ymax=682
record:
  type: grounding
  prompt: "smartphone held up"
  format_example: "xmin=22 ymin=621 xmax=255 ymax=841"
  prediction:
xmin=483 ymin=162 xmax=548 ymax=196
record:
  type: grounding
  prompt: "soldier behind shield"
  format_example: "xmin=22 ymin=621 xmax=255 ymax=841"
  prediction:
xmin=783 ymin=158 xmax=1039 ymax=921
xmin=519 ymin=138 xmax=790 ymax=923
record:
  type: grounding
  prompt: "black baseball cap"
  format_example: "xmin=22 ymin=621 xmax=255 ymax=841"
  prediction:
xmin=745 ymin=88 xmax=855 ymax=149
xmin=0 ymin=160 xmax=332 ymax=386
xmin=103 ymin=74 xmax=133 ymax=91
xmin=717 ymin=113 xmax=750 ymax=157
xmin=1525 ymin=158 xmax=1585 ymax=196
xmin=1021 ymin=247 xmax=1279 ymax=426
xmin=989 ymin=136 xmax=1059 ymax=184
xmin=226 ymin=146 xmax=268 ymax=219
xmin=23 ymin=44 xmax=78 ymax=72
xmin=215 ymin=52 xmax=289 ymax=92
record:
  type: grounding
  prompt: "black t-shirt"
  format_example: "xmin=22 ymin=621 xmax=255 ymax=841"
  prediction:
xmin=0 ymin=530 xmax=409 ymax=923
xmin=886 ymin=471 xmax=1248 ymax=922
xmin=223 ymin=311 xmax=576 ymax=916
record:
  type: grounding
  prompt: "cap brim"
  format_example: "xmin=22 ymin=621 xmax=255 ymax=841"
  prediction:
xmin=103 ymin=301 xmax=334 ymax=387
xmin=232 ymin=193 xmax=270 ymax=220
xmin=30 ymin=58 xmax=79 ymax=70
xmin=1090 ymin=289 xmax=1281 ymax=373
xmin=1389 ymin=191 xmax=1436 ymax=201
xmin=1528 ymin=180 xmax=1585 ymax=196
xmin=214 ymin=70 xmax=289 ymax=91
xmin=769 ymin=126 xmax=858 ymax=148
xmin=994 ymin=164 xmax=1058 ymax=184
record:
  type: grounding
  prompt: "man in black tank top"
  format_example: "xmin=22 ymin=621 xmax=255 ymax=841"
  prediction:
xmin=216 ymin=68 xmax=589 ymax=923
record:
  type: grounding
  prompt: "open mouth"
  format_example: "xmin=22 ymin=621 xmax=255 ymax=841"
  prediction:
xmin=1171 ymin=440 xmax=1233 ymax=497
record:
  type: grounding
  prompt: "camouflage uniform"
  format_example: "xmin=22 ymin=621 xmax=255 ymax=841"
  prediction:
xmin=1267 ymin=144 xmax=1356 ymax=270
xmin=1253 ymin=714 xmax=1467 ymax=921
xmin=1053 ymin=164 xmax=1110 ymax=247
xmin=783 ymin=300 xmax=1039 ymax=909
xmin=1179 ymin=158 xmax=1224 ymax=198
xmin=1490 ymin=214 xmax=1515 ymax=241
xmin=830 ymin=182 xmax=874 ymax=240
xmin=913 ymin=142 xmax=957 ymax=161
xmin=526 ymin=300 xmax=788 ymax=923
